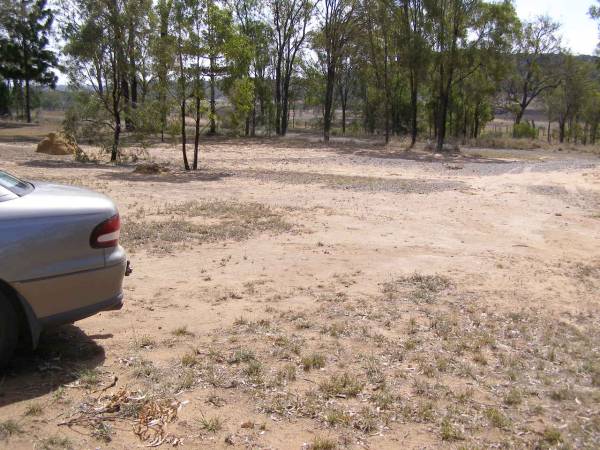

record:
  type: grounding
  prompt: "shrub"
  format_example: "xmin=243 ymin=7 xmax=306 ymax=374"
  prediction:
xmin=513 ymin=122 xmax=538 ymax=139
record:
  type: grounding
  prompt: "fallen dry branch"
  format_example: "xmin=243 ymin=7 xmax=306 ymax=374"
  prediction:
xmin=58 ymin=388 xmax=185 ymax=446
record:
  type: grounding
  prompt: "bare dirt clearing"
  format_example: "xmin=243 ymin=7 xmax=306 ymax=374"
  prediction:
xmin=1 ymin=136 xmax=600 ymax=449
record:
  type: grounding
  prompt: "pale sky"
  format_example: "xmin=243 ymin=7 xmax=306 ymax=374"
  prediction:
xmin=514 ymin=0 xmax=598 ymax=55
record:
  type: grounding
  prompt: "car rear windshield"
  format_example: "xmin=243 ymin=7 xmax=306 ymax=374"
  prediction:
xmin=0 ymin=171 xmax=33 ymax=196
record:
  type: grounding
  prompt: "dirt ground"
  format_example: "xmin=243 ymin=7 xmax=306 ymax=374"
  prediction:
xmin=1 ymin=133 xmax=600 ymax=450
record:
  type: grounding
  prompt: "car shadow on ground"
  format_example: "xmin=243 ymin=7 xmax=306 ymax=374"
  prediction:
xmin=0 ymin=325 xmax=106 ymax=407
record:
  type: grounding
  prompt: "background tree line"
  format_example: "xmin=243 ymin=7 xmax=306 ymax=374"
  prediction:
xmin=2 ymin=0 xmax=600 ymax=167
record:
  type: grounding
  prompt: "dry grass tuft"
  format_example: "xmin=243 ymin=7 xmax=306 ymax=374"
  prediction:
xmin=122 ymin=200 xmax=293 ymax=251
xmin=319 ymin=373 xmax=364 ymax=398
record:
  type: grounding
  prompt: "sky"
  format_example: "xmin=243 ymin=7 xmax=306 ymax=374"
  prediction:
xmin=514 ymin=0 xmax=598 ymax=55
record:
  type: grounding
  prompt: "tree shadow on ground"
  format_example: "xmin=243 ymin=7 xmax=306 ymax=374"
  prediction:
xmin=97 ymin=167 xmax=233 ymax=184
xmin=19 ymin=159 xmax=109 ymax=170
xmin=0 ymin=325 xmax=106 ymax=407
xmin=194 ymin=134 xmax=517 ymax=164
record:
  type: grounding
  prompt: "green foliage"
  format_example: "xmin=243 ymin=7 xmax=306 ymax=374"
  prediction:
xmin=228 ymin=77 xmax=254 ymax=134
xmin=513 ymin=122 xmax=538 ymax=139
xmin=16 ymin=0 xmax=599 ymax=150
xmin=0 ymin=0 xmax=58 ymax=120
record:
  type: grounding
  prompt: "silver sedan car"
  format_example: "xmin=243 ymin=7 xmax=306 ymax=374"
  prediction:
xmin=0 ymin=170 xmax=130 ymax=366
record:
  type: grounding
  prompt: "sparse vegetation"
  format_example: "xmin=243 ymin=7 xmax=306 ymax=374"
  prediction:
xmin=23 ymin=403 xmax=43 ymax=417
xmin=172 ymin=326 xmax=194 ymax=337
xmin=311 ymin=436 xmax=338 ymax=450
xmin=302 ymin=353 xmax=326 ymax=371
xmin=3 ymin=89 xmax=600 ymax=449
xmin=0 ymin=420 xmax=22 ymax=440
xmin=122 ymin=201 xmax=293 ymax=251
xmin=38 ymin=436 xmax=73 ymax=450
xmin=77 ymin=368 xmax=100 ymax=387
xmin=198 ymin=414 xmax=224 ymax=433
xmin=320 ymin=373 xmax=364 ymax=398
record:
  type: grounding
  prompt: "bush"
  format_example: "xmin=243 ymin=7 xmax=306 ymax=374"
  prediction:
xmin=513 ymin=122 xmax=538 ymax=139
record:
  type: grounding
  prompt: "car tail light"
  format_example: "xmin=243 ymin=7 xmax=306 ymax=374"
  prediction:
xmin=90 ymin=214 xmax=121 ymax=248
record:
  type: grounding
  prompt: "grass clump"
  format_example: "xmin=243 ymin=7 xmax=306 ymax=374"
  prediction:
xmin=181 ymin=351 xmax=200 ymax=367
xmin=229 ymin=348 xmax=256 ymax=364
xmin=538 ymin=427 xmax=563 ymax=448
xmin=24 ymin=403 xmax=43 ymax=417
xmin=136 ymin=335 xmax=156 ymax=349
xmin=38 ymin=435 xmax=73 ymax=450
xmin=440 ymin=418 xmax=464 ymax=441
xmin=77 ymin=368 xmax=100 ymax=387
xmin=172 ymin=326 xmax=194 ymax=337
xmin=504 ymin=387 xmax=522 ymax=406
xmin=275 ymin=364 xmax=297 ymax=384
xmin=382 ymin=273 xmax=451 ymax=304
xmin=0 ymin=420 xmax=22 ymax=440
xmin=91 ymin=422 xmax=112 ymax=443
xmin=320 ymin=372 xmax=364 ymax=398
xmin=302 ymin=353 xmax=326 ymax=371
xmin=243 ymin=360 xmax=264 ymax=382
xmin=324 ymin=408 xmax=351 ymax=427
xmin=311 ymin=436 xmax=337 ymax=450
xmin=199 ymin=414 xmax=224 ymax=433
xmin=485 ymin=407 xmax=511 ymax=429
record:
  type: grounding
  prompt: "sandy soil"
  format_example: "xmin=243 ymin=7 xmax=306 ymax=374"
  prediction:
xmin=1 ymin=135 xmax=600 ymax=450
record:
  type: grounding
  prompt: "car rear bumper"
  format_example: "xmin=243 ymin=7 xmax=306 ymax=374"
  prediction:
xmin=38 ymin=291 xmax=124 ymax=328
xmin=14 ymin=257 xmax=127 ymax=337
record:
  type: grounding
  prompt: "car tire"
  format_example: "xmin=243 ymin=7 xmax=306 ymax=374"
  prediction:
xmin=0 ymin=295 xmax=19 ymax=368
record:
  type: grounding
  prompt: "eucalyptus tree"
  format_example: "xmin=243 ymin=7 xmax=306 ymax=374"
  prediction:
xmin=505 ymin=16 xmax=562 ymax=125
xmin=230 ymin=0 xmax=272 ymax=135
xmin=121 ymin=0 xmax=152 ymax=130
xmin=397 ymin=0 xmax=429 ymax=147
xmin=201 ymin=0 xmax=238 ymax=135
xmin=360 ymin=0 xmax=393 ymax=142
xmin=590 ymin=1 xmax=600 ymax=52
xmin=172 ymin=0 xmax=191 ymax=169
xmin=425 ymin=0 xmax=517 ymax=151
xmin=336 ymin=53 xmax=358 ymax=135
xmin=313 ymin=0 xmax=356 ymax=141
xmin=62 ymin=0 xmax=129 ymax=161
xmin=545 ymin=56 xmax=593 ymax=143
xmin=150 ymin=0 xmax=176 ymax=141
xmin=270 ymin=0 xmax=313 ymax=135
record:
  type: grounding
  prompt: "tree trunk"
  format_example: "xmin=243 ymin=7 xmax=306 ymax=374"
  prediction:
xmin=209 ymin=57 xmax=217 ymax=135
xmin=251 ymin=98 xmax=257 ymax=137
xmin=275 ymin=56 xmax=282 ymax=135
xmin=383 ymin=41 xmax=390 ymax=144
xmin=112 ymin=110 xmax=121 ymax=162
xmin=558 ymin=117 xmax=566 ymax=143
xmin=181 ymin=98 xmax=189 ymax=170
xmin=409 ymin=72 xmax=418 ymax=147
xmin=515 ymin=106 xmax=525 ymax=125
xmin=193 ymin=93 xmax=200 ymax=170
xmin=127 ymin=18 xmax=137 ymax=132
xmin=281 ymin=74 xmax=291 ymax=136
xmin=131 ymin=74 xmax=138 ymax=119
xmin=323 ymin=64 xmax=335 ymax=142
xmin=24 ymin=78 xmax=31 ymax=123
xmin=177 ymin=34 xmax=190 ymax=170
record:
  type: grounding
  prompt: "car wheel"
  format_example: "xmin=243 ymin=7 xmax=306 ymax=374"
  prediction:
xmin=0 ymin=295 xmax=19 ymax=368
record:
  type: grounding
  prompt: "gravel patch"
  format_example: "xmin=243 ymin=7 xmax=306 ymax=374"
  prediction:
xmin=529 ymin=185 xmax=600 ymax=210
